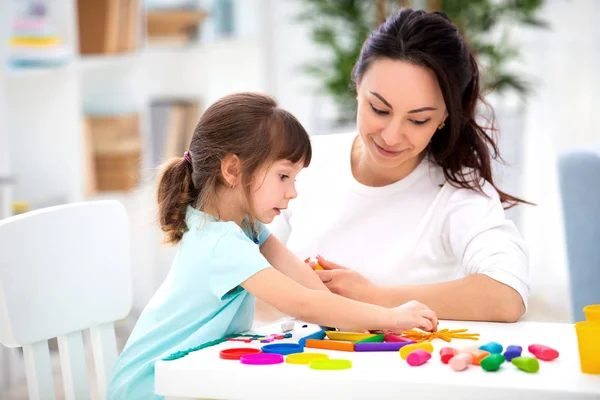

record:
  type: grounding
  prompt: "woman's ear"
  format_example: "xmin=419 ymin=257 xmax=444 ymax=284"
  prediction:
xmin=221 ymin=154 xmax=241 ymax=188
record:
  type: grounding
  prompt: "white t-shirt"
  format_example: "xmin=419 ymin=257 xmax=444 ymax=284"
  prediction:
xmin=269 ymin=132 xmax=530 ymax=307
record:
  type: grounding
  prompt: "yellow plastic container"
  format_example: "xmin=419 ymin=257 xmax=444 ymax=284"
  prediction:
xmin=575 ymin=321 xmax=600 ymax=374
xmin=400 ymin=342 xmax=434 ymax=360
xmin=583 ymin=305 xmax=600 ymax=321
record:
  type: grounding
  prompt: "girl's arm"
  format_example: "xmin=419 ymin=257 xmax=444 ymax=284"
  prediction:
xmin=241 ymin=267 xmax=437 ymax=332
xmin=259 ymin=234 xmax=328 ymax=291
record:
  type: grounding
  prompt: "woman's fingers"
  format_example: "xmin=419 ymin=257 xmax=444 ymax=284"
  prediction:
xmin=316 ymin=255 xmax=346 ymax=270
xmin=315 ymin=269 xmax=334 ymax=283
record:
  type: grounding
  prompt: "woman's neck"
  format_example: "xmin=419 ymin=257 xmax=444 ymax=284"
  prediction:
xmin=351 ymin=135 xmax=423 ymax=187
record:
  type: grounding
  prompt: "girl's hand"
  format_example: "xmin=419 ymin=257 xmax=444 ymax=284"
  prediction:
xmin=390 ymin=300 xmax=438 ymax=333
xmin=314 ymin=255 xmax=378 ymax=303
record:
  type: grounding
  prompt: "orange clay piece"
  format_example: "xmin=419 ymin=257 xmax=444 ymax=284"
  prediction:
xmin=305 ymin=339 xmax=355 ymax=352
xmin=304 ymin=257 xmax=324 ymax=270
xmin=401 ymin=328 xmax=480 ymax=343
xmin=467 ymin=349 xmax=490 ymax=365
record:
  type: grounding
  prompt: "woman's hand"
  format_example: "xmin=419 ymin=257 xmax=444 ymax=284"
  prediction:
xmin=314 ymin=255 xmax=379 ymax=303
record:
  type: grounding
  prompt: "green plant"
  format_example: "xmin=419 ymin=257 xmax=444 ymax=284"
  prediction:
xmin=298 ymin=0 xmax=548 ymax=124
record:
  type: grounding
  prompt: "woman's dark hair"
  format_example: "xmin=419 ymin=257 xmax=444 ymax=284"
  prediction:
xmin=157 ymin=92 xmax=312 ymax=245
xmin=352 ymin=8 xmax=528 ymax=208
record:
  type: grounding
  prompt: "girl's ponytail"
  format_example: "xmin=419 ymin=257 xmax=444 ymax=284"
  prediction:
xmin=157 ymin=156 xmax=199 ymax=245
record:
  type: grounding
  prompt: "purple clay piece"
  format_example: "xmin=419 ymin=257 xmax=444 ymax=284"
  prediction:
xmin=504 ymin=345 xmax=522 ymax=362
xmin=354 ymin=341 xmax=415 ymax=352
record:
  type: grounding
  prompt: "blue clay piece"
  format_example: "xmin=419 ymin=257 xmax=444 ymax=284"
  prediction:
xmin=298 ymin=330 xmax=326 ymax=347
xmin=479 ymin=341 xmax=503 ymax=354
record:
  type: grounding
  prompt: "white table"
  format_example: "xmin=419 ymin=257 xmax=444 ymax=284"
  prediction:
xmin=155 ymin=320 xmax=600 ymax=399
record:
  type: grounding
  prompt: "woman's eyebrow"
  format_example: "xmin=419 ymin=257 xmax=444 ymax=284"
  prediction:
xmin=369 ymin=91 xmax=438 ymax=113
xmin=369 ymin=91 xmax=393 ymax=109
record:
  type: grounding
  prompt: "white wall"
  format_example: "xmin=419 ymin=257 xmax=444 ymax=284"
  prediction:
xmin=264 ymin=0 xmax=342 ymax=135
xmin=517 ymin=0 xmax=600 ymax=322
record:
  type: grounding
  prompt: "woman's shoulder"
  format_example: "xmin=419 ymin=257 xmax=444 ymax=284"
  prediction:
xmin=423 ymin=159 xmax=501 ymax=204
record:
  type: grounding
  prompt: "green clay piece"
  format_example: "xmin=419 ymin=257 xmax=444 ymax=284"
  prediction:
xmin=481 ymin=353 xmax=505 ymax=371
xmin=355 ymin=334 xmax=385 ymax=344
xmin=512 ymin=356 xmax=540 ymax=373
xmin=309 ymin=359 xmax=353 ymax=370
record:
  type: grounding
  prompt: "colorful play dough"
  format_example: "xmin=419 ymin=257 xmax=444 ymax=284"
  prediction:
xmin=481 ymin=354 xmax=505 ymax=372
xmin=479 ymin=341 xmax=503 ymax=354
xmin=504 ymin=345 xmax=522 ymax=361
xmin=355 ymin=333 xmax=385 ymax=343
xmin=528 ymin=344 xmax=559 ymax=361
xmin=439 ymin=347 xmax=458 ymax=364
xmin=355 ymin=341 xmax=414 ymax=352
xmin=305 ymin=339 xmax=355 ymax=352
xmin=400 ymin=342 xmax=434 ymax=360
xmin=512 ymin=356 xmax=540 ymax=373
xmin=383 ymin=333 xmax=413 ymax=343
xmin=298 ymin=330 xmax=326 ymax=347
xmin=325 ymin=331 xmax=378 ymax=342
xmin=466 ymin=349 xmax=490 ymax=365
xmin=407 ymin=349 xmax=432 ymax=366
xmin=449 ymin=352 xmax=473 ymax=371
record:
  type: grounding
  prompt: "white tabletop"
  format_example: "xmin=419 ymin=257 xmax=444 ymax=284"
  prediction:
xmin=155 ymin=319 xmax=600 ymax=400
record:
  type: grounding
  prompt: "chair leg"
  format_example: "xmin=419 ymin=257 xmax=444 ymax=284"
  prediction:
xmin=57 ymin=331 xmax=90 ymax=400
xmin=23 ymin=341 xmax=56 ymax=400
xmin=90 ymin=323 xmax=117 ymax=400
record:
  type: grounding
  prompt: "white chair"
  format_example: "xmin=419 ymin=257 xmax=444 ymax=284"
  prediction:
xmin=0 ymin=201 xmax=132 ymax=400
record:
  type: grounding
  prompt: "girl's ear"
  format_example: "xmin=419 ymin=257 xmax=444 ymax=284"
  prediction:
xmin=221 ymin=154 xmax=241 ymax=188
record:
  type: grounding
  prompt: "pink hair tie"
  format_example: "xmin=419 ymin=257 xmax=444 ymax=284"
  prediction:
xmin=183 ymin=151 xmax=192 ymax=164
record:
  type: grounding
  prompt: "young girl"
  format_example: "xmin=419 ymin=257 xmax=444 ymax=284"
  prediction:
xmin=107 ymin=92 xmax=437 ymax=399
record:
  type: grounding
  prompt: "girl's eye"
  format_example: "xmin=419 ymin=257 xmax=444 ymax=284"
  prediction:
xmin=411 ymin=119 xmax=430 ymax=125
xmin=279 ymin=174 xmax=289 ymax=181
xmin=369 ymin=103 xmax=389 ymax=116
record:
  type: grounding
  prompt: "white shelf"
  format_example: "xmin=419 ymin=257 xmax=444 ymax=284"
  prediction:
xmin=78 ymin=52 xmax=142 ymax=70
xmin=6 ymin=63 xmax=75 ymax=79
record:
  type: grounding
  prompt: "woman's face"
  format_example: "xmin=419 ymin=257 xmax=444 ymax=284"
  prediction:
xmin=356 ymin=59 xmax=447 ymax=171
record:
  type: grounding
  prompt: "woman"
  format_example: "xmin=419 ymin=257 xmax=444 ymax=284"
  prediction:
xmin=267 ymin=9 xmax=530 ymax=323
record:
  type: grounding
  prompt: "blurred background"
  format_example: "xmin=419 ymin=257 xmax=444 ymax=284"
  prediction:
xmin=0 ymin=0 xmax=599 ymax=397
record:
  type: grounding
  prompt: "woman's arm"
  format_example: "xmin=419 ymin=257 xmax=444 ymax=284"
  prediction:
xmin=377 ymin=275 xmax=525 ymax=322
xmin=260 ymin=234 xmax=328 ymax=291
xmin=317 ymin=258 xmax=524 ymax=322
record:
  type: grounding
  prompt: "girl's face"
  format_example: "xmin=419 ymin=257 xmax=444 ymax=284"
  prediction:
xmin=250 ymin=159 xmax=304 ymax=224
xmin=356 ymin=58 xmax=448 ymax=172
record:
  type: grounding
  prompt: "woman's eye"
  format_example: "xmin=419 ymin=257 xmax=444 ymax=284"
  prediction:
xmin=411 ymin=119 xmax=430 ymax=125
xmin=369 ymin=104 xmax=389 ymax=116
xmin=279 ymin=174 xmax=289 ymax=181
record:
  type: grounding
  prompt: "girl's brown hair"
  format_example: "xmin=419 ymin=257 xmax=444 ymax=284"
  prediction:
xmin=157 ymin=92 xmax=312 ymax=245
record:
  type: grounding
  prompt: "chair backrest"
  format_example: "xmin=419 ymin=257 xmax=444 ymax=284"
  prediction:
xmin=0 ymin=201 xmax=132 ymax=400
xmin=558 ymin=145 xmax=600 ymax=322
